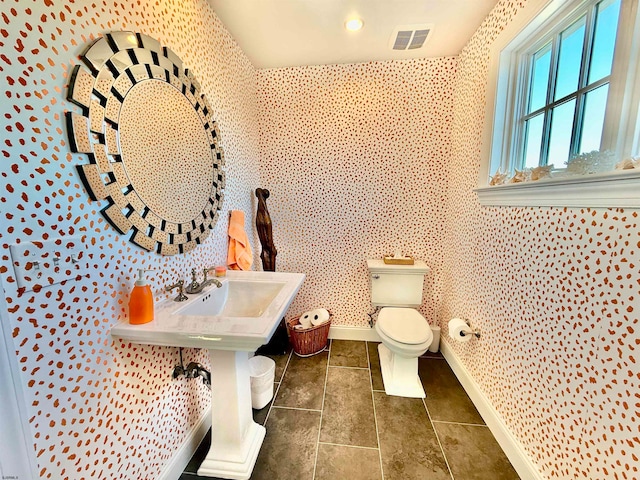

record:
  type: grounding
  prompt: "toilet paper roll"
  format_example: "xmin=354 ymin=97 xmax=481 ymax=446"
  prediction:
xmin=448 ymin=318 xmax=472 ymax=342
xmin=310 ymin=308 xmax=330 ymax=326
xmin=299 ymin=311 xmax=314 ymax=328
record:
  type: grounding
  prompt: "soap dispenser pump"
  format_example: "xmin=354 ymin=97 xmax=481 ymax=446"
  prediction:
xmin=128 ymin=269 xmax=154 ymax=325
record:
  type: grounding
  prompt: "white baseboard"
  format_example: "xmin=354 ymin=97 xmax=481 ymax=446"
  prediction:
xmin=329 ymin=325 xmax=381 ymax=342
xmin=158 ymin=405 xmax=211 ymax=480
xmin=440 ymin=341 xmax=544 ymax=480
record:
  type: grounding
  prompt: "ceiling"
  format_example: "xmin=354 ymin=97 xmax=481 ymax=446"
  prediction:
xmin=207 ymin=0 xmax=500 ymax=69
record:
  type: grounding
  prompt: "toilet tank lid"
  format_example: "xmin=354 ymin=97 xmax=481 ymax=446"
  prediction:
xmin=378 ymin=308 xmax=431 ymax=345
xmin=367 ymin=259 xmax=430 ymax=274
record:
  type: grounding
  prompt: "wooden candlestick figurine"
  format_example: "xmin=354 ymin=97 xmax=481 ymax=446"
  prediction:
xmin=254 ymin=188 xmax=288 ymax=355
xmin=255 ymin=188 xmax=277 ymax=272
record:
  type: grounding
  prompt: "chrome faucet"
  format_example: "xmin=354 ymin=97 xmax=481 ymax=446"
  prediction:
xmin=182 ymin=268 xmax=222 ymax=295
xmin=165 ymin=279 xmax=188 ymax=302
xmin=185 ymin=268 xmax=201 ymax=294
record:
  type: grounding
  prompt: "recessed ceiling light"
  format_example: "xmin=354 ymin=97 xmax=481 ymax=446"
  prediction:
xmin=345 ymin=17 xmax=364 ymax=32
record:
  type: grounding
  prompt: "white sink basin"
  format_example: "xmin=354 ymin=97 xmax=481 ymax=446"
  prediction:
xmin=175 ymin=280 xmax=286 ymax=318
xmin=111 ymin=270 xmax=305 ymax=351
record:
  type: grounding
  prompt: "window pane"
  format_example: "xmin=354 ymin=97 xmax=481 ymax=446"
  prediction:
xmin=548 ymin=99 xmax=576 ymax=164
xmin=555 ymin=17 xmax=586 ymax=101
xmin=528 ymin=44 xmax=552 ymax=113
xmin=588 ymin=0 xmax=621 ymax=84
xmin=523 ymin=114 xmax=545 ymax=168
xmin=579 ymin=84 xmax=609 ymax=153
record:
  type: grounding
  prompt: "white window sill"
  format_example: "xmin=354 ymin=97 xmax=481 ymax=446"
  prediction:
xmin=475 ymin=170 xmax=640 ymax=208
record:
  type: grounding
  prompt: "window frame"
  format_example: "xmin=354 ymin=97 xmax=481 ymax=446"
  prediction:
xmin=518 ymin=3 xmax=614 ymax=169
xmin=477 ymin=0 xmax=640 ymax=208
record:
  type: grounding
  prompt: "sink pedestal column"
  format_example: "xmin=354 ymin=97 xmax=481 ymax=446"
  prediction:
xmin=197 ymin=349 xmax=266 ymax=479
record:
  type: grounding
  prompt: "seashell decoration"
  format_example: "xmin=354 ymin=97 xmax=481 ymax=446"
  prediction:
xmin=508 ymin=169 xmax=529 ymax=183
xmin=530 ymin=164 xmax=553 ymax=181
xmin=615 ymin=156 xmax=640 ymax=170
xmin=488 ymin=151 xmax=637 ymax=188
xmin=489 ymin=169 xmax=508 ymax=185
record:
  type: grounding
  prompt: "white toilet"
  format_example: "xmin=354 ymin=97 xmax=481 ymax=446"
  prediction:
xmin=367 ymin=259 xmax=432 ymax=398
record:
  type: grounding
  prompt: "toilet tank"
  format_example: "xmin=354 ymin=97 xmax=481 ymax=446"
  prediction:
xmin=367 ymin=259 xmax=431 ymax=307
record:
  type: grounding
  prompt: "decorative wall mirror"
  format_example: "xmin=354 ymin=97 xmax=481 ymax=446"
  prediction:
xmin=66 ymin=32 xmax=225 ymax=255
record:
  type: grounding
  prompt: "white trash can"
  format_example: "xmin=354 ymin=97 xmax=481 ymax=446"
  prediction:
xmin=429 ymin=325 xmax=441 ymax=353
xmin=249 ymin=356 xmax=276 ymax=409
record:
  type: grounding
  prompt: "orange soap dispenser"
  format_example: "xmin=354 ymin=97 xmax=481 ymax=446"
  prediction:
xmin=128 ymin=269 xmax=154 ymax=325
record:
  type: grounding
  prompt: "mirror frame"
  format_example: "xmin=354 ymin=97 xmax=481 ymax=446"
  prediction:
xmin=65 ymin=31 xmax=225 ymax=255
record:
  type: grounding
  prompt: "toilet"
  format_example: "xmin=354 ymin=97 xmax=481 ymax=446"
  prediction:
xmin=367 ymin=259 xmax=432 ymax=398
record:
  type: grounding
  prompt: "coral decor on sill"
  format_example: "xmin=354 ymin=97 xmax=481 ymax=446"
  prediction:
xmin=489 ymin=151 xmax=640 ymax=187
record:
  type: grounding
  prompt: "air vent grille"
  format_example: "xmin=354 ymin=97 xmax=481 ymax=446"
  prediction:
xmin=390 ymin=24 xmax=434 ymax=51
xmin=393 ymin=31 xmax=412 ymax=50
xmin=408 ymin=29 xmax=430 ymax=49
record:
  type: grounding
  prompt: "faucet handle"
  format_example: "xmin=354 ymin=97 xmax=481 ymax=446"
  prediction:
xmin=203 ymin=266 xmax=216 ymax=281
xmin=165 ymin=279 xmax=188 ymax=302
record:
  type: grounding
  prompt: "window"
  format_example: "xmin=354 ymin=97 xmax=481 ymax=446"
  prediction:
xmin=519 ymin=0 xmax=620 ymax=170
xmin=478 ymin=0 xmax=640 ymax=208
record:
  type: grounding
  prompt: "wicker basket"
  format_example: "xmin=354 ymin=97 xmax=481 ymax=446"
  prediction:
xmin=286 ymin=313 xmax=332 ymax=357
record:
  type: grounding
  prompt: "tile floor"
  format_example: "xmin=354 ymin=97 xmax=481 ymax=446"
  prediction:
xmin=181 ymin=340 xmax=519 ymax=480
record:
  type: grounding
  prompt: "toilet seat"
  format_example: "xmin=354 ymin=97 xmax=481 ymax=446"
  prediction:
xmin=377 ymin=307 xmax=431 ymax=345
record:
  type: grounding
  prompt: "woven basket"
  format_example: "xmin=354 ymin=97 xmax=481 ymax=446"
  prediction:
xmin=286 ymin=313 xmax=332 ymax=357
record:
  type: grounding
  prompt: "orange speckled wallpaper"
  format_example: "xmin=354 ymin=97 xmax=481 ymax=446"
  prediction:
xmin=1 ymin=0 xmax=259 ymax=478
xmin=445 ymin=1 xmax=639 ymax=479
xmin=257 ymin=59 xmax=457 ymax=327
xmin=2 ymin=0 xmax=639 ymax=479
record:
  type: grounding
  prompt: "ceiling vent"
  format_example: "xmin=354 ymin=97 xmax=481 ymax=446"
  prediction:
xmin=389 ymin=24 xmax=434 ymax=51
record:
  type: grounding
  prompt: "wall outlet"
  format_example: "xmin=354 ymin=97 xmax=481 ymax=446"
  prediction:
xmin=9 ymin=236 xmax=86 ymax=292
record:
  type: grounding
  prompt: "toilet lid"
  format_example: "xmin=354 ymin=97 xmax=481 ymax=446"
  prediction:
xmin=377 ymin=308 xmax=430 ymax=345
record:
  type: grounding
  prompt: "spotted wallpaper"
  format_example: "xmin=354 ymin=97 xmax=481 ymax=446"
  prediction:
xmin=442 ymin=1 xmax=639 ymax=479
xmin=2 ymin=0 xmax=638 ymax=479
xmin=1 ymin=1 xmax=260 ymax=479
xmin=257 ymin=59 xmax=457 ymax=327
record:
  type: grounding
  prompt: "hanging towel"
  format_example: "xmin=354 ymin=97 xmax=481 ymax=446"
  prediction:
xmin=227 ymin=210 xmax=253 ymax=271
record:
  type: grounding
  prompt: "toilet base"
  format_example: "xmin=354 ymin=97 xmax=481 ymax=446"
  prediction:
xmin=378 ymin=343 xmax=426 ymax=398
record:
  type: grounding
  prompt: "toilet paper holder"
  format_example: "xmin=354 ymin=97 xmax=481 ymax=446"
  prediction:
xmin=459 ymin=319 xmax=481 ymax=339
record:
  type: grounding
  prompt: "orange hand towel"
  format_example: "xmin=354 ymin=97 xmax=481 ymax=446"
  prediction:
xmin=227 ymin=210 xmax=253 ymax=271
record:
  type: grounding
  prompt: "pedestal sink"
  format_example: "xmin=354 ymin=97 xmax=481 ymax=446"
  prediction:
xmin=111 ymin=270 xmax=305 ymax=479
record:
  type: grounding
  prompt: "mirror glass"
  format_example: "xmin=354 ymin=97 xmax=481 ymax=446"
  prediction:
xmin=118 ymin=80 xmax=214 ymax=224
